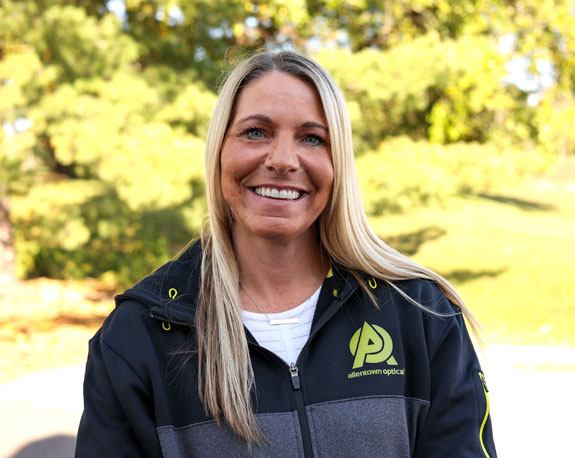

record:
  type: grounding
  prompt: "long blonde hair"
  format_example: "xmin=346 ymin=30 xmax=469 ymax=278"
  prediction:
xmin=196 ymin=50 xmax=476 ymax=444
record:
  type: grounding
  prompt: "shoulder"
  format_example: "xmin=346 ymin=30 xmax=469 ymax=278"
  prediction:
xmin=96 ymin=300 xmax=158 ymax=357
xmin=111 ymin=240 xmax=202 ymax=329
xmin=366 ymin=276 xmax=458 ymax=316
xmin=362 ymin=276 xmax=468 ymax=355
xmin=89 ymin=241 xmax=202 ymax=370
xmin=117 ymin=240 xmax=203 ymax=307
xmin=90 ymin=297 xmax=193 ymax=387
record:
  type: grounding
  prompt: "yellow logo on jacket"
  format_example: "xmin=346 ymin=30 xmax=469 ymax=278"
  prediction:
xmin=349 ymin=322 xmax=399 ymax=369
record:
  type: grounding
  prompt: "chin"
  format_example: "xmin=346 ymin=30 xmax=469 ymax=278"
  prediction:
xmin=254 ymin=221 xmax=319 ymax=243
xmin=254 ymin=227 xmax=301 ymax=242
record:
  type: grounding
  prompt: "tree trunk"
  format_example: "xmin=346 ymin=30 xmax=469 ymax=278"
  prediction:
xmin=0 ymin=196 xmax=15 ymax=288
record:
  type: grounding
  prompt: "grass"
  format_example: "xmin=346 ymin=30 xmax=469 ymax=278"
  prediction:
xmin=370 ymin=176 xmax=575 ymax=347
xmin=0 ymin=175 xmax=574 ymax=383
xmin=0 ymin=278 xmax=115 ymax=383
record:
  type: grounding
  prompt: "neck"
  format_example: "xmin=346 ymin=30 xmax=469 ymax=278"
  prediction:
xmin=233 ymin=228 xmax=329 ymax=313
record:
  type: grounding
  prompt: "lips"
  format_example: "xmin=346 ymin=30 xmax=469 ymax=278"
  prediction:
xmin=253 ymin=186 xmax=302 ymax=200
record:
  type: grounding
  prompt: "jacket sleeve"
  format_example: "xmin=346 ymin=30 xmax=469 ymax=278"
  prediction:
xmin=75 ymin=331 xmax=162 ymax=458
xmin=413 ymin=312 xmax=497 ymax=458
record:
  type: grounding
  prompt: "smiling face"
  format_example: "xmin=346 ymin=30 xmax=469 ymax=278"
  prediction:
xmin=220 ymin=71 xmax=334 ymax=244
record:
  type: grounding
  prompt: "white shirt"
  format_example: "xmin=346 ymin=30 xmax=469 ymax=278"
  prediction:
xmin=242 ymin=286 xmax=321 ymax=364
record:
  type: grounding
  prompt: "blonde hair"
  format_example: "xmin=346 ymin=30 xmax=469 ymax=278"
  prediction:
xmin=196 ymin=50 xmax=477 ymax=444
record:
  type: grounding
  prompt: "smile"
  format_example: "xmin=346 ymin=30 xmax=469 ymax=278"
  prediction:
xmin=253 ymin=187 xmax=301 ymax=200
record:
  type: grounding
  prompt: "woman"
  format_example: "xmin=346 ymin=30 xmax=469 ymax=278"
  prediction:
xmin=76 ymin=51 xmax=496 ymax=457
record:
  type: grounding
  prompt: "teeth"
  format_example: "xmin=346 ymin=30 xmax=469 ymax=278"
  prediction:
xmin=254 ymin=187 xmax=301 ymax=200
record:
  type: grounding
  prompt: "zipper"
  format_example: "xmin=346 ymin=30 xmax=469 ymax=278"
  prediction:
xmin=283 ymin=281 xmax=358 ymax=458
xmin=246 ymin=279 xmax=359 ymax=457
xmin=248 ymin=346 xmax=315 ymax=457
xmin=282 ymin=283 xmax=358 ymax=458
xmin=478 ymin=371 xmax=492 ymax=458
xmin=290 ymin=363 xmax=314 ymax=458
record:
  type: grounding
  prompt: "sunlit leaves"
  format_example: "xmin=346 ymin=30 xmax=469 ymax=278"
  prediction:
xmin=316 ymin=33 xmax=514 ymax=148
xmin=1 ymin=0 xmax=572 ymax=285
xmin=357 ymin=137 xmax=550 ymax=215
xmin=28 ymin=5 xmax=138 ymax=82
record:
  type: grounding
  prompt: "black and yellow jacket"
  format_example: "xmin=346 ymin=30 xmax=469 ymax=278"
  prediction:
xmin=76 ymin=242 xmax=497 ymax=457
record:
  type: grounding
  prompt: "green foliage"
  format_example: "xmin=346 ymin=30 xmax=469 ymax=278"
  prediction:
xmin=0 ymin=0 xmax=572 ymax=286
xmin=29 ymin=6 xmax=138 ymax=82
xmin=357 ymin=137 xmax=551 ymax=215
xmin=535 ymin=90 xmax=575 ymax=157
xmin=0 ymin=1 xmax=212 ymax=285
xmin=315 ymin=33 xmax=524 ymax=150
xmin=12 ymin=180 xmax=203 ymax=287
xmin=30 ymin=71 xmax=210 ymax=209
xmin=482 ymin=0 xmax=575 ymax=156
xmin=307 ymin=0 xmax=500 ymax=50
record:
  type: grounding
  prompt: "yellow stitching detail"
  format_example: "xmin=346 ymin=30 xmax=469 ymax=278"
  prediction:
xmin=368 ymin=277 xmax=377 ymax=289
xmin=162 ymin=322 xmax=171 ymax=331
xmin=478 ymin=372 xmax=491 ymax=458
xmin=332 ymin=289 xmax=338 ymax=297
xmin=327 ymin=267 xmax=333 ymax=278
xmin=168 ymin=288 xmax=178 ymax=299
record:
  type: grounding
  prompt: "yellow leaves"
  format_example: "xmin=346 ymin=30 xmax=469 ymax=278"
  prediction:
xmin=315 ymin=34 xmax=508 ymax=147
xmin=98 ymin=122 xmax=205 ymax=210
xmin=25 ymin=4 xmax=138 ymax=81
xmin=12 ymin=181 xmax=105 ymax=221
xmin=325 ymin=0 xmax=366 ymax=8
xmin=124 ymin=0 xmax=141 ymax=9
xmin=259 ymin=3 xmax=271 ymax=17
xmin=0 ymin=48 xmax=42 ymax=94
xmin=276 ymin=0 xmax=309 ymax=24
xmin=0 ymin=48 xmax=54 ymax=140
xmin=244 ymin=0 xmax=255 ymax=13
xmin=251 ymin=0 xmax=309 ymax=27
xmin=535 ymin=90 xmax=575 ymax=155
xmin=233 ymin=22 xmax=246 ymax=38
xmin=1 ymin=0 xmax=570 ymax=288
xmin=0 ymin=130 xmax=35 ymax=164
xmin=357 ymin=137 xmax=547 ymax=216
xmin=60 ymin=219 xmax=91 ymax=251
xmin=141 ymin=2 xmax=156 ymax=16
xmin=11 ymin=54 xmax=214 ymax=216
xmin=436 ymin=0 xmax=452 ymax=14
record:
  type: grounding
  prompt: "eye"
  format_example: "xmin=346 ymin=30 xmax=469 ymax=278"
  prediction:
xmin=242 ymin=127 xmax=264 ymax=140
xmin=303 ymin=134 xmax=325 ymax=147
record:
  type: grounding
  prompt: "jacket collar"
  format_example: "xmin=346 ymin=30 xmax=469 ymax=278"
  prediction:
xmin=115 ymin=240 xmax=203 ymax=326
xmin=115 ymin=239 xmax=364 ymax=327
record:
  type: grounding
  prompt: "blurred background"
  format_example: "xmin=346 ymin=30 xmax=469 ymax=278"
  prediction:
xmin=0 ymin=0 xmax=574 ymax=456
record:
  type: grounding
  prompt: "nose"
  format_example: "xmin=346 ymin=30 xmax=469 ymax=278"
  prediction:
xmin=264 ymin=135 xmax=300 ymax=175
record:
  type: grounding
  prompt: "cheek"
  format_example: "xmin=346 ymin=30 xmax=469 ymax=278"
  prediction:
xmin=220 ymin=150 xmax=243 ymax=192
xmin=220 ymin=143 xmax=261 ymax=183
xmin=219 ymin=152 xmax=239 ymax=204
xmin=310 ymin=156 xmax=335 ymax=194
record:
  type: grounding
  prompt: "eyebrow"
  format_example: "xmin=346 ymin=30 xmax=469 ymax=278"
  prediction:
xmin=302 ymin=121 xmax=329 ymax=132
xmin=235 ymin=115 xmax=329 ymax=132
xmin=236 ymin=114 xmax=272 ymax=124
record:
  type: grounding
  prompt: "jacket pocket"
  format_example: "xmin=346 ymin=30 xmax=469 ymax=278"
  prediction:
xmin=305 ymin=395 xmax=429 ymax=458
xmin=157 ymin=411 xmax=304 ymax=458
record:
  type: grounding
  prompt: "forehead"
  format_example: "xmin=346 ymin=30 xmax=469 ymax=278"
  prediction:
xmin=232 ymin=71 xmax=327 ymax=122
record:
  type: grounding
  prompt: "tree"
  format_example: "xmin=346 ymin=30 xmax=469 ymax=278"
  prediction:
xmin=0 ymin=1 xmax=213 ymax=285
xmin=0 ymin=46 xmax=44 ymax=285
xmin=0 ymin=0 xmax=571 ymax=285
xmin=506 ymin=0 xmax=575 ymax=157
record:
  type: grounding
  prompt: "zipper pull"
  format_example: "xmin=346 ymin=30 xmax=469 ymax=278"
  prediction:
xmin=289 ymin=363 xmax=301 ymax=390
xmin=479 ymin=371 xmax=489 ymax=392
